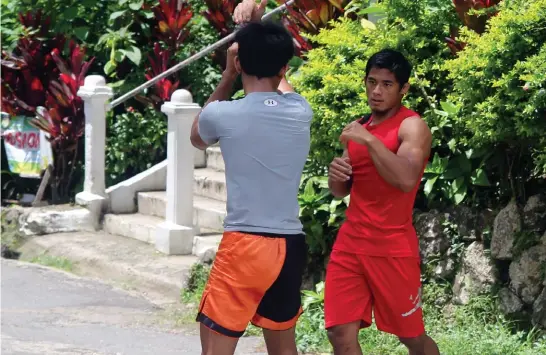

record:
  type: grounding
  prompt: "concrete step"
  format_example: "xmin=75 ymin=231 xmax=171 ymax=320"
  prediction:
xmin=194 ymin=168 xmax=226 ymax=202
xmin=206 ymin=146 xmax=225 ymax=171
xmin=17 ymin=230 xmax=198 ymax=305
xmin=103 ymin=213 xmax=161 ymax=245
xmin=137 ymin=191 xmax=226 ymax=232
xmin=192 ymin=234 xmax=223 ymax=257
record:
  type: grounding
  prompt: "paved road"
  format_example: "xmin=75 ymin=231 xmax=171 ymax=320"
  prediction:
xmin=1 ymin=259 xmax=265 ymax=355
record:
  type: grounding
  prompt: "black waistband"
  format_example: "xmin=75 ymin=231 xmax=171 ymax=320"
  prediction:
xmin=238 ymin=231 xmax=306 ymax=239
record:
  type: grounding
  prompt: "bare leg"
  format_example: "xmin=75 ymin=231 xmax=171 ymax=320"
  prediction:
xmin=262 ymin=327 xmax=298 ymax=355
xmin=399 ymin=333 xmax=440 ymax=355
xmin=200 ymin=323 xmax=239 ymax=355
xmin=327 ymin=321 xmax=362 ymax=355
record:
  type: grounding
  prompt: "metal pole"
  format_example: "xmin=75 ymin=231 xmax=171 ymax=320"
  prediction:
xmin=109 ymin=0 xmax=296 ymax=109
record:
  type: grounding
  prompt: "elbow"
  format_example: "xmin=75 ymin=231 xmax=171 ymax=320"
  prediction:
xmin=190 ymin=134 xmax=207 ymax=151
xmin=398 ymin=179 xmax=418 ymax=193
xmin=331 ymin=190 xmax=349 ymax=198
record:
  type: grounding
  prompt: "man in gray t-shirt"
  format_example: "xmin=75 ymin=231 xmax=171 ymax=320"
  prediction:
xmin=189 ymin=2 xmax=312 ymax=354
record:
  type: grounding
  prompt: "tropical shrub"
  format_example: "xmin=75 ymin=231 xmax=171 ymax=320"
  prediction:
xmin=290 ymin=0 xmax=546 ymax=271
xmin=1 ymin=11 xmax=93 ymax=203
xmin=105 ymin=106 xmax=167 ymax=186
xmin=444 ymin=0 xmax=546 ymax=197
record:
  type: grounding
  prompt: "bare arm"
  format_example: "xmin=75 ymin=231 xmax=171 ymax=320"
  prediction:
xmin=278 ymin=76 xmax=295 ymax=93
xmin=365 ymin=117 xmax=432 ymax=192
xmin=328 ymin=149 xmax=353 ymax=198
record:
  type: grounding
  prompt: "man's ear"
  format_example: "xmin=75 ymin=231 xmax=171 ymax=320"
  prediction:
xmin=235 ymin=56 xmax=242 ymax=74
xmin=278 ymin=64 xmax=288 ymax=77
xmin=400 ymin=82 xmax=410 ymax=96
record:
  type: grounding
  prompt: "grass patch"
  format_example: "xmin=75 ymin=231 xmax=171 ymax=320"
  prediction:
xmin=30 ymin=254 xmax=74 ymax=272
xmin=180 ymin=263 xmax=546 ymax=354
xmin=1 ymin=208 xmax=26 ymax=252
xmin=298 ymin=282 xmax=546 ymax=354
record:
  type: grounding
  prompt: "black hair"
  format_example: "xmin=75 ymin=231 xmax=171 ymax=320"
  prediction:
xmin=235 ymin=21 xmax=295 ymax=79
xmin=365 ymin=49 xmax=412 ymax=86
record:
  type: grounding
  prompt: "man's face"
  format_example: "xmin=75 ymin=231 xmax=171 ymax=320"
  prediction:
xmin=365 ymin=67 xmax=409 ymax=114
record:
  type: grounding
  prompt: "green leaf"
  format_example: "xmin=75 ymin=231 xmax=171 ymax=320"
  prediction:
xmin=81 ymin=0 xmax=96 ymax=7
xmin=119 ymin=0 xmax=129 ymax=5
xmin=451 ymin=177 xmax=466 ymax=193
xmin=471 ymin=168 xmax=491 ymax=186
xmin=122 ymin=46 xmax=142 ymax=65
xmin=316 ymin=176 xmax=329 ymax=189
xmin=359 ymin=5 xmax=385 ymax=15
xmin=330 ymin=198 xmax=343 ymax=213
xmin=108 ymin=80 xmax=126 ymax=89
xmin=454 ymin=190 xmax=467 ymax=205
xmin=425 ymin=153 xmax=448 ymax=174
xmin=450 ymin=177 xmax=468 ymax=204
xmin=443 ymin=154 xmax=471 ymax=179
xmin=129 ymin=0 xmax=144 ymax=10
xmin=317 ymin=203 xmax=330 ymax=212
xmin=63 ymin=7 xmax=79 ymax=19
xmin=73 ymin=26 xmax=89 ymax=41
xmin=424 ymin=176 xmax=438 ymax=196
xmin=447 ymin=138 xmax=457 ymax=152
xmin=114 ymin=50 xmax=125 ymax=62
xmin=289 ymin=56 xmax=304 ymax=68
xmin=440 ymin=101 xmax=458 ymax=115
xmin=104 ymin=61 xmax=116 ymax=75
xmin=434 ymin=109 xmax=448 ymax=117
xmin=360 ymin=19 xmax=376 ymax=30
xmin=109 ymin=10 xmax=126 ymax=21
xmin=303 ymin=178 xmax=316 ymax=198
xmin=310 ymin=222 xmax=323 ymax=239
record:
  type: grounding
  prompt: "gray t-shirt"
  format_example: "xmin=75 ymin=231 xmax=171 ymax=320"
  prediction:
xmin=198 ymin=91 xmax=312 ymax=235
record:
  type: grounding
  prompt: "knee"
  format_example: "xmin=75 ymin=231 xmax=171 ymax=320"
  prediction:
xmin=327 ymin=326 xmax=357 ymax=349
xmin=399 ymin=334 xmax=426 ymax=352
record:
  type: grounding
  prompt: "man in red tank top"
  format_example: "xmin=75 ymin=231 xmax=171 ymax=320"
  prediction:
xmin=324 ymin=49 xmax=440 ymax=355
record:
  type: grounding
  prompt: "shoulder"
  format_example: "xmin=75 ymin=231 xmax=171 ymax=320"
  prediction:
xmin=399 ymin=116 xmax=431 ymax=141
xmin=282 ymin=92 xmax=312 ymax=108
xmin=200 ymin=99 xmax=241 ymax=120
xmin=281 ymin=93 xmax=314 ymax=122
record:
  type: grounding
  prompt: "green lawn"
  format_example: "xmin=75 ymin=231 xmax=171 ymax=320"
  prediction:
xmin=181 ymin=265 xmax=546 ymax=354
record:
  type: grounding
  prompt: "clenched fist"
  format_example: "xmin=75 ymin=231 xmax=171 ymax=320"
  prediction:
xmin=329 ymin=156 xmax=352 ymax=182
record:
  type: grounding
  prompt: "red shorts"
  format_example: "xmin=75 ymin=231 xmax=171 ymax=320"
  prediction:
xmin=324 ymin=249 xmax=425 ymax=338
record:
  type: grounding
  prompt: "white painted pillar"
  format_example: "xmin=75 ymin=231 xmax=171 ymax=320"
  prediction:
xmin=75 ymin=75 xmax=113 ymax=219
xmin=156 ymin=89 xmax=201 ymax=255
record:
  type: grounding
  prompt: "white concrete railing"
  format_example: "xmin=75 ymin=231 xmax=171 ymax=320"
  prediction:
xmin=73 ymin=1 xmax=300 ymax=255
xmin=156 ymin=90 xmax=201 ymax=254
xmin=75 ymin=75 xmax=113 ymax=218
xmin=75 ymin=76 xmax=201 ymax=255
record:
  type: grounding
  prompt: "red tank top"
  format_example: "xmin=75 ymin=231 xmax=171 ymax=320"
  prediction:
xmin=333 ymin=106 xmax=424 ymax=258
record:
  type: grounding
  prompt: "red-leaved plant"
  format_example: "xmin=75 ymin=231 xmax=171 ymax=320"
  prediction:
xmin=152 ymin=0 xmax=193 ymax=52
xmin=137 ymin=43 xmax=180 ymax=110
xmin=1 ymin=11 xmax=94 ymax=203
xmin=447 ymin=0 xmax=502 ymax=54
xmin=203 ymin=0 xmax=242 ymax=38
xmin=1 ymin=11 xmax=65 ymax=116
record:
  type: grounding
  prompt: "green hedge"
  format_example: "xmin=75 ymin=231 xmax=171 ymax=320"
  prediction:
xmin=444 ymin=0 xmax=546 ymax=178
xmin=291 ymin=0 xmax=546 ymax=269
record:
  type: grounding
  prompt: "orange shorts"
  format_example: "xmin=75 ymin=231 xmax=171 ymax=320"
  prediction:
xmin=324 ymin=250 xmax=425 ymax=338
xmin=196 ymin=231 xmax=307 ymax=338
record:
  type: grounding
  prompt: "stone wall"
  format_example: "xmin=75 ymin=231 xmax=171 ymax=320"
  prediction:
xmin=415 ymin=193 xmax=546 ymax=329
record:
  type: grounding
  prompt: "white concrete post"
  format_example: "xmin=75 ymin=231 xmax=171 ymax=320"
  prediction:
xmin=75 ymin=75 xmax=113 ymax=219
xmin=156 ymin=89 xmax=201 ymax=255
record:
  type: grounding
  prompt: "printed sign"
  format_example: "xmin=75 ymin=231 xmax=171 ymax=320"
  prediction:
xmin=1 ymin=113 xmax=53 ymax=178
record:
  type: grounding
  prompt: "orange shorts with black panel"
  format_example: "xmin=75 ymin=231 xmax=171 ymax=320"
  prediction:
xmin=196 ymin=231 xmax=307 ymax=338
